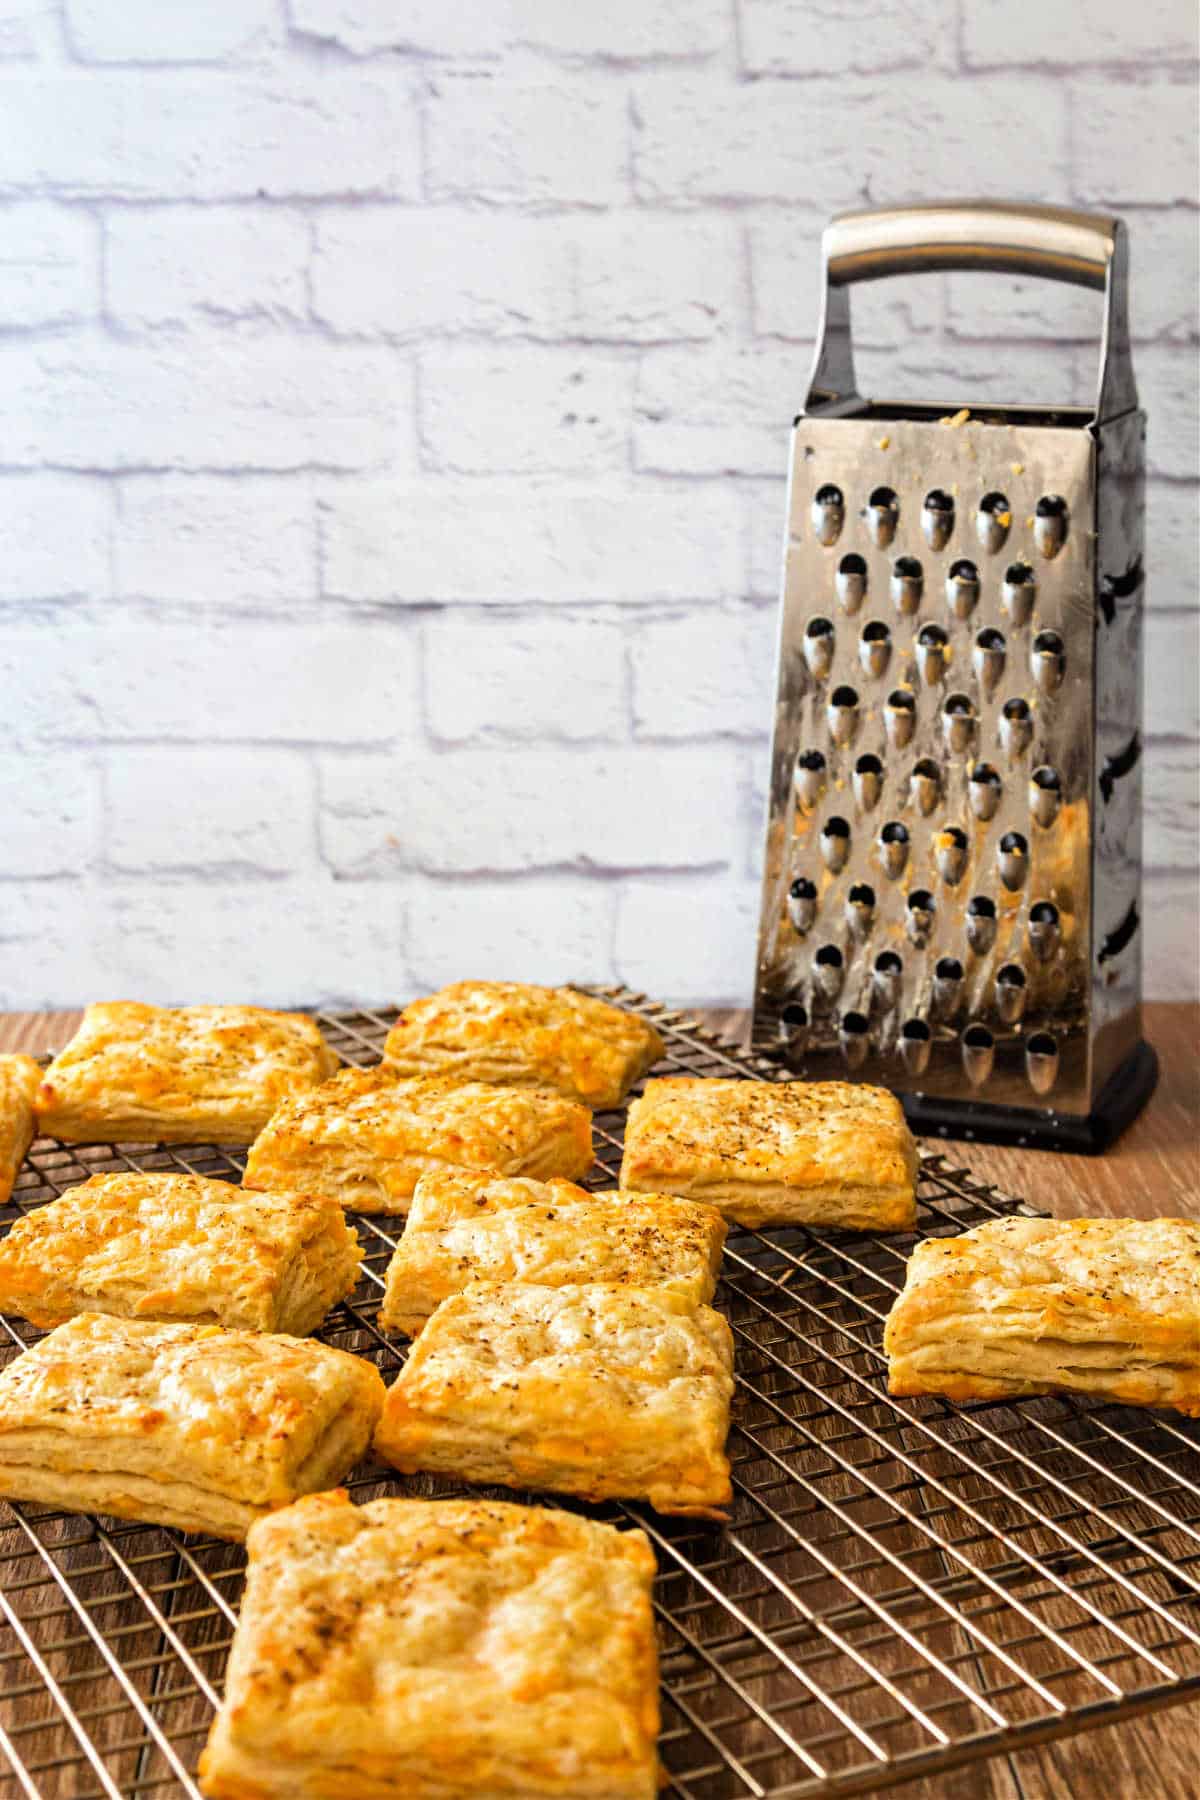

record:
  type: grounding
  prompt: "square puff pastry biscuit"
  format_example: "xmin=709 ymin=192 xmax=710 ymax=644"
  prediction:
xmin=0 ymin=1054 xmax=39 ymax=1205
xmin=244 ymin=1065 xmax=593 ymax=1216
xmin=378 ymin=1170 xmax=727 ymax=1337
xmin=885 ymin=1216 xmax=1200 ymax=1416
xmin=620 ymin=1077 xmax=918 ymax=1232
xmin=0 ymin=1172 xmax=362 ymax=1336
xmin=36 ymin=1003 xmax=339 ymax=1147
xmin=375 ymin=1281 xmax=734 ymax=1519
xmin=0 ymin=1314 xmax=385 ymax=1540
xmin=383 ymin=981 xmax=665 ymax=1110
xmin=199 ymin=1490 xmax=660 ymax=1800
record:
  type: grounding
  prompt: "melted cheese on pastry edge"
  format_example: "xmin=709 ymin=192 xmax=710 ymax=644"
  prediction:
xmin=378 ymin=1170 xmax=727 ymax=1336
xmin=0 ymin=1054 xmax=39 ymax=1205
xmin=0 ymin=1314 xmax=384 ymax=1539
xmin=885 ymin=1216 xmax=1200 ymax=1416
xmin=375 ymin=1281 xmax=734 ymax=1518
xmin=198 ymin=1490 xmax=660 ymax=1800
xmin=244 ymin=1066 xmax=594 ymax=1215
xmin=382 ymin=981 xmax=665 ymax=1110
xmin=35 ymin=1002 xmax=338 ymax=1146
xmin=619 ymin=1076 xmax=918 ymax=1230
xmin=0 ymin=1172 xmax=362 ymax=1335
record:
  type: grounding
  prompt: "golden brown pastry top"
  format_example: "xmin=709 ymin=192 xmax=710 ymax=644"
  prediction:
xmin=378 ymin=1280 xmax=735 ymax=1518
xmin=0 ymin=1172 xmax=361 ymax=1333
xmin=885 ymin=1216 xmax=1200 ymax=1361
xmin=0 ymin=1054 xmax=40 ymax=1202
xmin=0 ymin=1054 xmax=40 ymax=1122
xmin=200 ymin=1489 xmax=659 ymax=1799
xmin=244 ymin=1064 xmax=594 ymax=1194
xmin=379 ymin=1172 xmax=726 ymax=1331
xmin=35 ymin=1003 xmax=338 ymax=1145
xmin=621 ymin=1076 xmax=918 ymax=1197
xmin=383 ymin=981 xmax=664 ymax=1109
xmin=0 ymin=1313 xmax=384 ymax=1506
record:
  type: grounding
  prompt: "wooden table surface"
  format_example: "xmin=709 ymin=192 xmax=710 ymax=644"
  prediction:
xmin=1 ymin=1001 xmax=1197 ymax=1800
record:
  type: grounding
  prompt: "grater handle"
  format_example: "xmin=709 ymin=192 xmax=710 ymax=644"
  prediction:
xmin=807 ymin=201 xmax=1136 ymax=422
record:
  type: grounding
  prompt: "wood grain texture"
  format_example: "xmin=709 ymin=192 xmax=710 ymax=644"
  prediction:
xmin=0 ymin=1002 xmax=1196 ymax=1799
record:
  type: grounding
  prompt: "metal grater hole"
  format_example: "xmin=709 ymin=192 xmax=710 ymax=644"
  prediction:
xmin=877 ymin=818 xmax=911 ymax=877
xmin=819 ymin=814 xmax=852 ymax=872
xmin=884 ymin=686 xmax=917 ymax=748
xmin=941 ymin=691 xmax=977 ymax=754
xmin=922 ymin=487 xmax=955 ymax=550
xmin=836 ymin=549 xmax=867 ymax=611
xmin=858 ymin=618 xmax=892 ymax=679
xmin=787 ymin=875 xmax=817 ymax=933
xmin=872 ymin=947 xmax=903 ymax=1006
xmin=968 ymin=761 xmax=1003 ymax=820
xmin=852 ymin=750 xmax=884 ymax=811
xmin=778 ymin=999 xmax=809 ymax=1046
xmin=1032 ymin=627 xmax=1066 ymax=693
xmin=906 ymin=887 xmax=936 ymax=945
xmin=909 ymin=756 xmax=941 ymax=815
xmin=973 ymin=625 xmax=1007 ymax=693
xmin=899 ymin=1015 xmax=932 ymax=1073
xmin=793 ymin=748 xmax=826 ymax=811
xmin=997 ymin=829 xmax=1030 ymax=890
xmin=1026 ymin=1028 xmax=1060 ymax=1092
xmin=1000 ymin=695 xmax=1033 ymax=756
xmin=915 ymin=622 xmax=949 ymax=684
xmin=946 ymin=556 xmax=980 ymax=619
xmin=891 ymin=554 xmax=924 ymax=615
xmin=1030 ymin=764 xmax=1063 ymax=826
xmin=996 ymin=960 xmax=1029 ymax=1022
xmin=1035 ymin=492 xmax=1069 ymax=558
xmin=966 ymin=892 xmax=998 ymax=953
xmin=812 ymin=941 xmax=845 ymax=999
xmin=1002 ymin=559 xmax=1037 ymax=625
xmin=932 ymin=955 xmax=965 ymax=1019
xmin=826 ymin=683 xmax=860 ymax=745
xmin=802 ymin=614 xmax=836 ymax=679
xmin=812 ymin=482 xmax=845 ymax=545
xmin=1028 ymin=898 xmax=1062 ymax=961
xmin=962 ymin=1022 xmax=996 ymax=1086
xmin=845 ymin=881 xmax=876 ymax=936
xmin=839 ymin=1008 xmax=871 ymax=1068
xmin=976 ymin=490 xmax=1012 ymax=553
xmin=866 ymin=484 xmax=900 ymax=547
xmin=935 ymin=824 xmax=969 ymax=886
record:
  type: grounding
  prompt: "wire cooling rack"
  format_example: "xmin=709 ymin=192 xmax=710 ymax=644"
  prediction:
xmin=0 ymin=989 xmax=1197 ymax=1800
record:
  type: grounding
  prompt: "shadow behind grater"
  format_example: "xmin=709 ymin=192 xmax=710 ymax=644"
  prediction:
xmin=752 ymin=203 xmax=1157 ymax=1152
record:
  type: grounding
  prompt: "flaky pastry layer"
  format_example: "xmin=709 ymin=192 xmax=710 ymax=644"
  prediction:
xmin=0 ymin=1054 xmax=39 ymax=1205
xmin=244 ymin=1065 xmax=593 ymax=1216
xmin=884 ymin=1216 xmax=1200 ymax=1416
xmin=35 ymin=1003 xmax=338 ymax=1147
xmin=375 ymin=1281 xmax=734 ymax=1518
xmin=199 ymin=1489 xmax=660 ymax=1800
xmin=383 ymin=981 xmax=664 ymax=1110
xmin=620 ymin=1077 xmax=918 ymax=1230
xmin=0 ymin=1314 xmax=384 ymax=1539
xmin=378 ymin=1170 xmax=726 ymax=1336
xmin=0 ymin=1172 xmax=361 ymax=1335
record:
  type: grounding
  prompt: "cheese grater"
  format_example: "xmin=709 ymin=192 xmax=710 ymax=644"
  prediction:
xmin=752 ymin=202 xmax=1157 ymax=1152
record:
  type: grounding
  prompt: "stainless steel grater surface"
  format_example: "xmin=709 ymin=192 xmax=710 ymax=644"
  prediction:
xmin=752 ymin=203 xmax=1157 ymax=1151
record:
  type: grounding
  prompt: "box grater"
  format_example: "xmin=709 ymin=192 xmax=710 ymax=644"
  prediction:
xmin=752 ymin=202 xmax=1157 ymax=1152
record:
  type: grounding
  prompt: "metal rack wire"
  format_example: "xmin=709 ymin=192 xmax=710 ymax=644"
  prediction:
xmin=1 ymin=988 xmax=1197 ymax=1799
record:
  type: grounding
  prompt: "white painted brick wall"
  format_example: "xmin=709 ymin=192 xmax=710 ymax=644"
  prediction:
xmin=0 ymin=0 xmax=1196 ymax=1013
